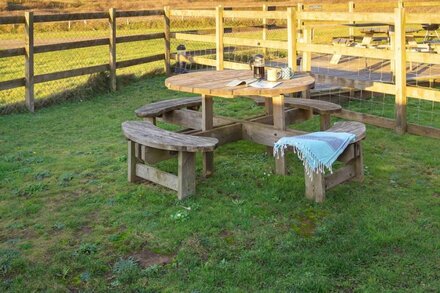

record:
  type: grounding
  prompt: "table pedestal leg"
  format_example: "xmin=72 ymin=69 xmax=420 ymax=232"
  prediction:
xmin=273 ymin=94 xmax=287 ymax=175
xmin=202 ymin=95 xmax=214 ymax=177
xmin=265 ymin=97 xmax=274 ymax=155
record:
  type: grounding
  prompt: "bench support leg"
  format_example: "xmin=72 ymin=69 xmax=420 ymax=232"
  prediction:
xmin=178 ymin=151 xmax=196 ymax=199
xmin=202 ymin=95 xmax=214 ymax=177
xmin=128 ymin=141 xmax=139 ymax=183
xmin=305 ymin=170 xmax=325 ymax=203
xmin=353 ymin=142 xmax=364 ymax=182
xmin=144 ymin=117 xmax=156 ymax=125
xmin=273 ymin=95 xmax=287 ymax=175
xmin=320 ymin=114 xmax=331 ymax=130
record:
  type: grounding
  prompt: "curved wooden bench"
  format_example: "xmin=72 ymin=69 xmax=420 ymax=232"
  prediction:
xmin=253 ymin=97 xmax=342 ymax=130
xmin=122 ymin=121 xmax=218 ymax=199
xmin=135 ymin=97 xmax=202 ymax=123
xmin=302 ymin=121 xmax=366 ymax=202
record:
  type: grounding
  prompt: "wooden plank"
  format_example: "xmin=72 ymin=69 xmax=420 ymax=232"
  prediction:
xmin=135 ymin=97 xmax=201 ymax=118
xmin=305 ymin=171 xmax=325 ymax=202
xmin=407 ymin=14 xmax=439 ymax=24
xmin=161 ymin=109 xmax=231 ymax=129
xmin=193 ymin=123 xmax=243 ymax=146
xmin=262 ymin=4 xmax=268 ymax=56
xmin=297 ymin=43 xmax=393 ymax=60
xmin=0 ymin=15 xmax=25 ymax=25
xmin=202 ymin=94 xmax=214 ymax=177
xmin=324 ymin=164 xmax=356 ymax=190
xmin=242 ymin=121 xmax=305 ymax=147
xmin=348 ymin=1 xmax=355 ymax=38
xmin=407 ymin=123 xmax=440 ymax=139
xmin=0 ymin=78 xmax=25 ymax=91
xmin=109 ymin=8 xmax=117 ymax=92
xmin=216 ymin=6 xmax=224 ymax=70
xmin=136 ymin=163 xmax=179 ymax=191
xmin=333 ymin=109 xmax=395 ymax=130
xmin=128 ymin=141 xmax=138 ymax=182
xmin=273 ymin=94 xmax=287 ymax=175
xmin=223 ymin=36 xmax=287 ymax=50
xmin=298 ymin=11 xmax=394 ymax=23
xmin=394 ymin=7 xmax=407 ymax=134
xmin=143 ymin=147 xmax=176 ymax=164
xmin=302 ymin=27 xmax=312 ymax=72
xmin=407 ymin=87 xmax=440 ymax=103
xmin=115 ymin=9 xmax=164 ymax=17
xmin=116 ymin=32 xmax=165 ymax=43
xmin=34 ymin=38 xmax=109 ymax=53
xmin=312 ymin=73 xmax=396 ymax=95
xmin=34 ymin=12 xmax=108 ymax=23
xmin=163 ymin=6 xmax=171 ymax=76
xmin=177 ymin=152 xmax=196 ymax=199
xmin=223 ymin=10 xmax=286 ymax=19
xmin=34 ymin=64 xmax=109 ymax=84
xmin=406 ymin=51 xmax=440 ymax=66
xmin=116 ymin=54 xmax=164 ymax=69
xmin=25 ymin=12 xmax=35 ymax=112
xmin=0 ymin=47 xmax=25 ymax=58
xmin=172 ymin=32 xmax=216 ymax=43
xmin=123 ymin=121 xmax=218 ymax=152
xmin=287 ymin=7 xmax=297 ymax=71
xmin=170 ymin=9 xmax=216 ymax=17
xmin=320 ymin=113 xmax=331 ymax=130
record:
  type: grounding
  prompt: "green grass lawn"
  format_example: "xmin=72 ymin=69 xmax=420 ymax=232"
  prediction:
xmin=0 ymin=75 xmax=439 ymax=292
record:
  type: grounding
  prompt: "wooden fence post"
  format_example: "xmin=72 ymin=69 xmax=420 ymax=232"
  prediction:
xmin=297 ymin=3 xmax=304 ymax=41
xmin=302 ymin=27 xmax=312 ymax=72
xmin=163 ymin=6 xmax=171 ymax=76
xmin=348 ymin=1 xmax=355 ymax=39
xmin=301 ymin=26 xmax=312 ymax=99
xmin=262 ymin=4 xmax=268 ymax=56
xmin=109 ymin=8 xmax=117 ymax=91
xmin=287 ymin=7 xmax=297 ymax=71
xmin=394 ymin=7 xmax=407 ymax=134
xmin=216 ymin=5 xmax=224 ymax=71
xmin=25 ymin=11 xmax=34 ymax=112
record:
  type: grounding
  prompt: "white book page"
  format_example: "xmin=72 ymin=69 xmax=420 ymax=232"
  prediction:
xmin=249 ymin=80 xmax=282 ymax=89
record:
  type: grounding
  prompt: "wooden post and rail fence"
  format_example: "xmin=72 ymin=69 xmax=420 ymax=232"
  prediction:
xmin=0 ymin=1 xmax=440 ymax=139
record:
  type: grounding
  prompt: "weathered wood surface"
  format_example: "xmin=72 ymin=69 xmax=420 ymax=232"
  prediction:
xmin=326 ymin=121 xmax=366 ymax=142
xmin=284 ymin=98 xmax=342 ymax=114
xmin=135 ymin=97 xmax=202 ymax=118
xmin=122 ymin=121 xmax=218 ymax=152
xmin=165 ymin=70 xmax=315 ymax=98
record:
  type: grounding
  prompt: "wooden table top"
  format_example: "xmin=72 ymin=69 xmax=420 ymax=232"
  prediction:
xmin=165 ymin=70 xmax=315 ymax=98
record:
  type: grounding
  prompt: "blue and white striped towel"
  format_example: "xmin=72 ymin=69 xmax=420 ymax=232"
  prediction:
xmin=273 ymin=132 xmax=356 ymax=178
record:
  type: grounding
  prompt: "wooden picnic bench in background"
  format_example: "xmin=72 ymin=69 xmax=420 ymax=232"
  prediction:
xmin=135 ymin=96 xmax=202 ymax=124
xmin=252 ymin=96 xmax=342 ymax=130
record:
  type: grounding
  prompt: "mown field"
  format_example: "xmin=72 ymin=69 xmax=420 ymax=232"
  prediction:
xmin=1 ymin=75 xmax=439 ymax=291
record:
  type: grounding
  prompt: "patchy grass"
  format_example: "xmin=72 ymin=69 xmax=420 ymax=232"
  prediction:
xmin=0 ymin=75 xmax=439 ymax=291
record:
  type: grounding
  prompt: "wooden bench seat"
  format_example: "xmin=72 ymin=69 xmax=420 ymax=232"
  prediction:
xmin=253 ymin=97 xmax=342 ymax=130
xmin=122 ymin=121 xmax=218 ymax=199
xmin=135 ymin=97 xmax=202 ymax=123
xmin=302 ymin=121 xmax=366 ymax=202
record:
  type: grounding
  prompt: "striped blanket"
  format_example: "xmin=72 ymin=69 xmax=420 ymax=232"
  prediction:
xmin=273 ymin=132 xmax=356 ymax=178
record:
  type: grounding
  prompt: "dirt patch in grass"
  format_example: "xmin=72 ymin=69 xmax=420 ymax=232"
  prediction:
xmin=131 ymin=249 xmax=172 ymax=268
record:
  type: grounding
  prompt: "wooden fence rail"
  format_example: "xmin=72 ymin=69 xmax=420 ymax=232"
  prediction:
xmin=168 ymin=4 xmax=440 ymax=138
xmin=1 ymin=1 xmax=440 ymax=139
xmin=0 ymin=9 xmax=167 ymax=112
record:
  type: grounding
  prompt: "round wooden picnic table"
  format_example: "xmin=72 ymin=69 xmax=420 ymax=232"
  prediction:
xmin=165 ymin=69 xmax=315 ymax=98
xmin=165 ymin=69 xmax=316 ymax=176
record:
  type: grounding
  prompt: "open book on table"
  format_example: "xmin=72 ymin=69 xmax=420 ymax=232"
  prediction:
xmin=226 ymin=79 xmax=281 ymax=89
